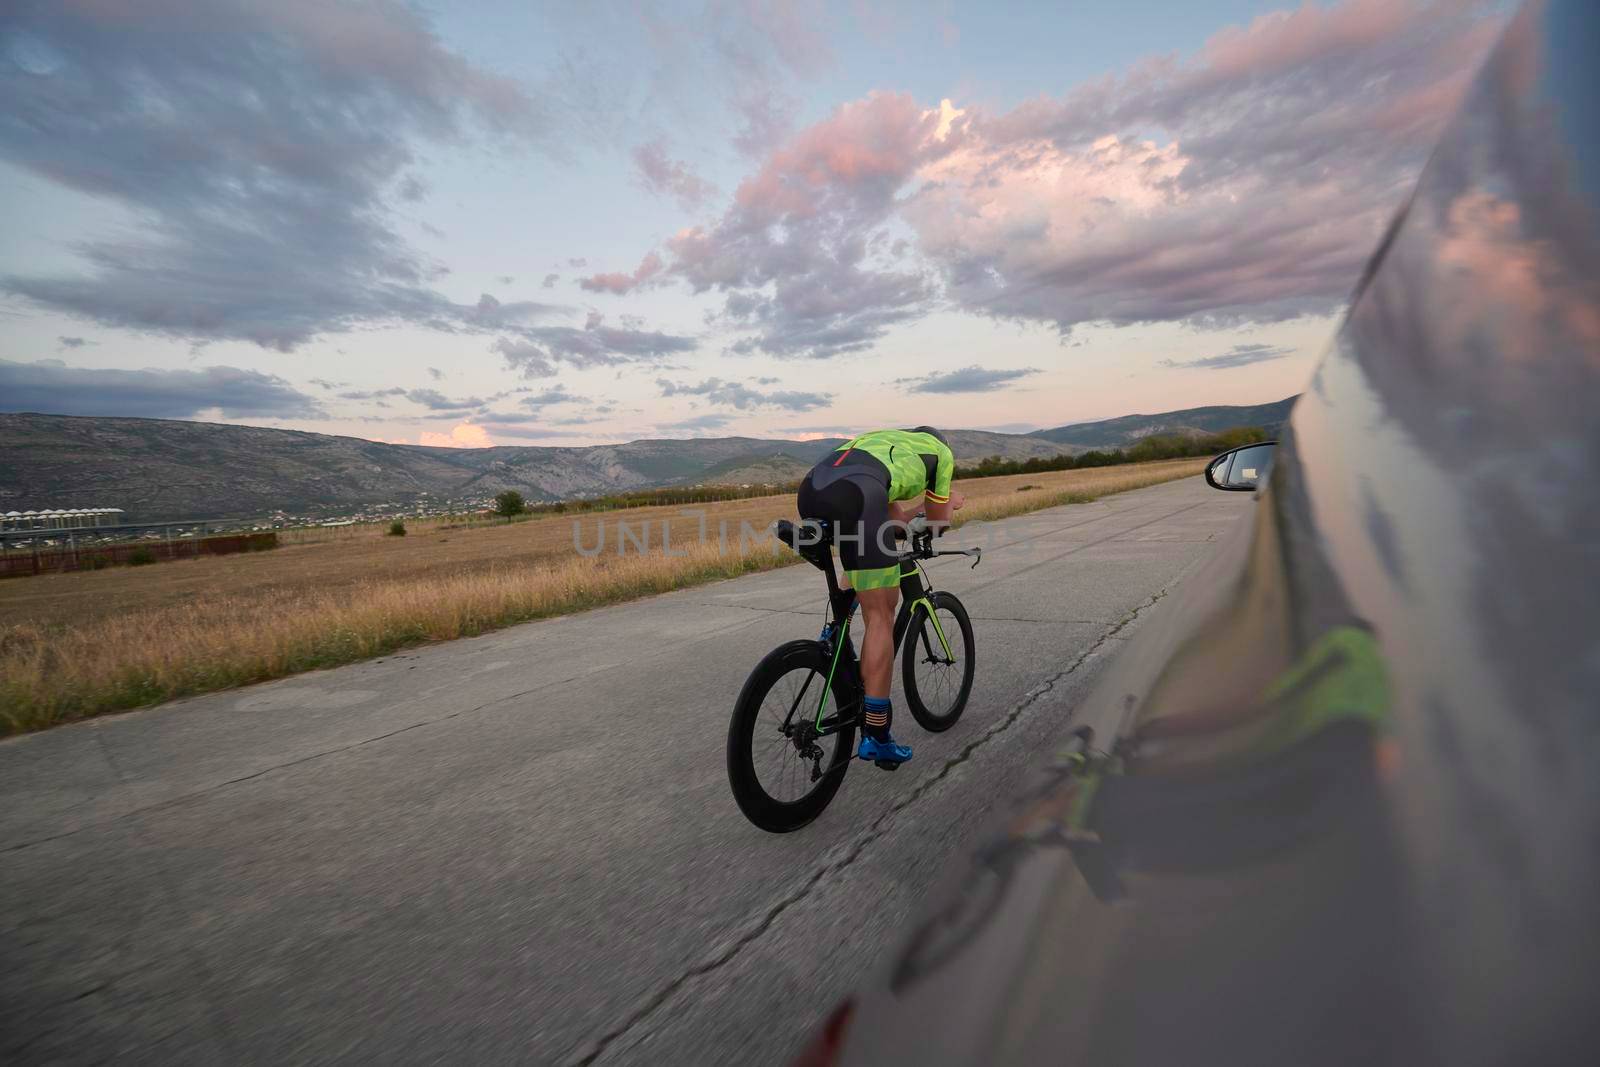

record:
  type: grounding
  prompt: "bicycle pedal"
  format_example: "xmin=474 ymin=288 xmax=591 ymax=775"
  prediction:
xmin=873 ymin=759 xmax=903 ymax=771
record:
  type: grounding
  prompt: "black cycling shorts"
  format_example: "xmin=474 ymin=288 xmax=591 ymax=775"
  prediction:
xmin=796 ymin=452 xmax=902 ymax=590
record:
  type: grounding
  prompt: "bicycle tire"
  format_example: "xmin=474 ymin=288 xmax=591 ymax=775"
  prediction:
xmin=902 ymin=591 xmax=976 ymax=732
xmin=727 ymin=640 xmax=859 ymax=833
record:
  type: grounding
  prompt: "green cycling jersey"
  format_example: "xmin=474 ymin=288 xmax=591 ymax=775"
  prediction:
xmin=831 ymin=428 xmax=954 ymax=504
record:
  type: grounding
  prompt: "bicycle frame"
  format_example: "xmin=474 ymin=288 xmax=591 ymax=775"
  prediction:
xmin=796 ymin=548 xmax=958 ymax=736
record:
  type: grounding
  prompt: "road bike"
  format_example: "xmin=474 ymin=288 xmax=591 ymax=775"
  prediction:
xmin=726 ymin=518 xmax=981 ymax=833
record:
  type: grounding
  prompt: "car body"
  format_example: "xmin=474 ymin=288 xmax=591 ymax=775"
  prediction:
xmin=802 ymin=2 xmax=1600 ymax=1064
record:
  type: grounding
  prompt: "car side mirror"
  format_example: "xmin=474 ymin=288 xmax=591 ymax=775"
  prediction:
xmin=1205 ymin=442 xmax=1277 ymax=492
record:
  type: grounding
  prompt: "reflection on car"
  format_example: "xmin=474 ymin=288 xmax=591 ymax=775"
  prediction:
xmin=798 ymin=3 xmax=1600 ymax=1064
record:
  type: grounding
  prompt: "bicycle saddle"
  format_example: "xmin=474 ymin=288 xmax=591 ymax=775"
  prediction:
xmin=774 ymin=519 xmax=834 ymax=570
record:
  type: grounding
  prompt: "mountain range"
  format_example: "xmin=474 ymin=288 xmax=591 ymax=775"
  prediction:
xmin=0 ymin=397 xmax=1295 ymax=521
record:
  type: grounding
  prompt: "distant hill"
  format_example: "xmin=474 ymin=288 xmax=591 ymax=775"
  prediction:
xmin=0 ymin=397 xmax=1295 ymax=521
xmin=1030 ymin=396 xmax=1296 ymax=448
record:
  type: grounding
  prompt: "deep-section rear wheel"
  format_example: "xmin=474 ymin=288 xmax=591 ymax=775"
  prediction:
xmin=727 ymin=640 xmax=858 ymax=833
xmin=902 ymin=591 xmax=975 ymax=732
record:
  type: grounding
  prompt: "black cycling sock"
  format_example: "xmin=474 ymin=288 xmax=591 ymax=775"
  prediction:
xmin=864 ymin=696 xmax=892 ymax=740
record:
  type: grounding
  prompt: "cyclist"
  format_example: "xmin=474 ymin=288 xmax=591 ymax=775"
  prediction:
xmin=796 ymin=427 xmax=965 ymax=767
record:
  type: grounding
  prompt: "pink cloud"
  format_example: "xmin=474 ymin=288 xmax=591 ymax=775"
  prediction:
xmin=418 ymin=422 xmax=493 ymax=448
xmin=594 ymin=0 xmax=1502 ymax=357
xmin=633 ymin=140 xmax=717 ymax=210
xmin=578 ymin=252 xmax=665 ymax=295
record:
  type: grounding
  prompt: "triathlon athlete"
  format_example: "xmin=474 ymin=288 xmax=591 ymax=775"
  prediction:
xmin=796 ymin=427 xmax=966 ymax=766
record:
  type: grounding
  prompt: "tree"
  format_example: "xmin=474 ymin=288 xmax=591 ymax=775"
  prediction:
xmin=494 ymin=490 xmax=526 ymax=518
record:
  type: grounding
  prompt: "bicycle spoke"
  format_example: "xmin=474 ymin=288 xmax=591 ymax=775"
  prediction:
xmin=752 ymin=664 xmax=840 ymax=805
xmin=911 ymin=607 xmax=965 ymax=720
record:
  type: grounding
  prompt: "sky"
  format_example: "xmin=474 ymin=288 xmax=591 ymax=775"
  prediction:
xmin=0 ymin=0 xmax=1506 ymax=447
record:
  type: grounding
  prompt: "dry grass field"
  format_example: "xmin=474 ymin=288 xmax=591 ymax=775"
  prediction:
xmin=0 ymin=458 xmax=1205 ymax=733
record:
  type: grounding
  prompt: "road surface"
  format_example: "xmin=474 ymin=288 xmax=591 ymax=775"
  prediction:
xmin=1 ymin=477 xmax=1248 ymax=1064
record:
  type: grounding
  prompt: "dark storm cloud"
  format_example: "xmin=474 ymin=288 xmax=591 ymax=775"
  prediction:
xmin=0 ymin=358 xmax=323 ymax=419
xmin=898 ymin=365 xmax=1039 ymax=394
xmin=0 ymin=0 xmax=550 ymax=350
xmin=1160 ymin=343 xmax=1294 ymax=371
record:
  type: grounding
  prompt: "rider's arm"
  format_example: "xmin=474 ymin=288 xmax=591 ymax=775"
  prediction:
xmin=923 ymin=443 xmax=961 ymax=530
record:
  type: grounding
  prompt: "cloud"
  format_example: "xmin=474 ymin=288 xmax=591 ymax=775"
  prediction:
xmin=476 ymin=422 xmax=595 ymax=440
xmin=520 ymin=385 xmax=586 ymax=410
xmin=633 ymin=140 xmax=717 ymax=210
xmin=661 ymin=412 xmax=733 ymax=432
xmin=309 ymin=378 xmax=348 ymax=391
xmin=1160 ymin=343 xmax=1295 ymax=370
xmin=598 ymin=1 xmax=1499 ymax=355
xmin=579 ymin=252 xmax=665 ymax=295
xmin=657 ymin=377 xmax=829 ymax=411
xmin=731 ymin=89 xmax=799 ymax=158
xmin=427 ymin=367 xmax=445 ymax=380
xmin=636 ymin=2 xmax=827 ymax=159
xmin=903 ymin=0 xmax=1501 ymax=333
xmin=397 ymin=174 xmax=427 ymax=202
xmin=898 ymin=365 xmax=1040 ymax=394
xmin=337 ymin=387 xmax=406 ymax=400
xmin=405 ymin=388 xmax=486 ymax=410
xmin=0 ymin=358 xmax=323 ymax=419
xmin=56 ymin=336 xmax=94 ymax=349
xmin=543 ymin=273 xmax=560 ymax=288
xmin=418 ymin=422 xmax=494 ymax=448
xmin=0 ymin=0 xmax=550 ymax=350
xmin=468 ymin=292 xmax=566 ymax=327
xmin=666 ymin=91 xmax=943 ymax=358
xmin=493 ymin=314 xmax=697 ymax=378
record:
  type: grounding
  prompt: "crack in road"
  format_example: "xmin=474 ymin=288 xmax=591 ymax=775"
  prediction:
xmin=563 ymin=585 xmax=1173 ymax=1066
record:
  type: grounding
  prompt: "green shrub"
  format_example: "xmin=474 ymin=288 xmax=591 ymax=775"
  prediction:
xmin=388 ymin=520 xmax=407 ymax=537
xmin=127 ymin=548 xmax=156 ymax=566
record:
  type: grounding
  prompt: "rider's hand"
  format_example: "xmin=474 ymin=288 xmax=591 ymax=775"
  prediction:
xmin=950 ymin=490 xmax=966 ymax=511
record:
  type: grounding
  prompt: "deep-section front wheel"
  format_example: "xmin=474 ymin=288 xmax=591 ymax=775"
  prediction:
xmin=902 ymin=591 xmax=975 ymax=732
xmin=727 ymin=640 xmax=859 ymax=833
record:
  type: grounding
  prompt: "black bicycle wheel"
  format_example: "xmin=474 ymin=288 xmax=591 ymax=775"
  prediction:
xmin=727 ymin=640 xmax=859 ymax=833
xmin=902 ymin=591 xmax=975 ymax=732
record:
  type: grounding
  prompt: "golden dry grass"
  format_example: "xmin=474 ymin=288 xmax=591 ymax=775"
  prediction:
xmin=0 ymin=458 xmax=1204 ymax=733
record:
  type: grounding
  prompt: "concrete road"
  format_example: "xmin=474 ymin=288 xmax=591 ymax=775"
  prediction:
xmin=1 ymin=477 xmax=1248 ymax=1065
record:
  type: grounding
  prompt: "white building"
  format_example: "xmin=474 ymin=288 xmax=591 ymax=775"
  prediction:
xmin=1 ymin=508 xmax=126 ymax=532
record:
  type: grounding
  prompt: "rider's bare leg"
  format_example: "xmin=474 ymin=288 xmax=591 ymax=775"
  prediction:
xmin=857 ymin=585 xmax=898 ymax=708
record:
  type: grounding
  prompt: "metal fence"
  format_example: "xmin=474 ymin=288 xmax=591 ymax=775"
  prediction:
xmin=0 ymin=520 xmax=278 ymax=579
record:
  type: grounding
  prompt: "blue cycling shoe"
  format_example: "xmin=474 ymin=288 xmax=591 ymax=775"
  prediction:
xmin=858 ymin=734 xmax=913 ymax=769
